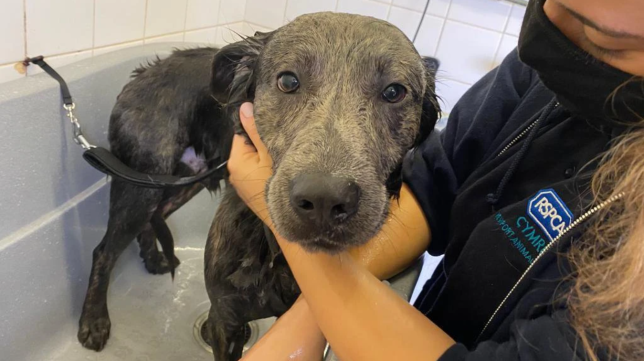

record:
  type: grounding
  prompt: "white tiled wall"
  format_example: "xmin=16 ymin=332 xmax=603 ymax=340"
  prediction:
xmin=0 ymin=0 xmax=254 ymax=83
xmin=241 ymin=0 xmax=527 ymax=113
xmin=0 ymin=0 xmax=527 ymax=113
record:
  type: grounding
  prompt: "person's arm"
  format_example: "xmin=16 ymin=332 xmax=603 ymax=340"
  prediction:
xmin=242 ymin=183 xmax=430 ymax=361
xmin=231 ymin=103 xmax=452 ymax=361
xmin=241 ymin=297 xmax=328 ymax=361
xmin=348 ymin=183 xmax=430 ymax=280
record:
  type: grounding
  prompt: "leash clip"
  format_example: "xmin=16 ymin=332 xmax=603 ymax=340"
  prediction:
xmin=63 ymin=102 xmax=95 ymax=150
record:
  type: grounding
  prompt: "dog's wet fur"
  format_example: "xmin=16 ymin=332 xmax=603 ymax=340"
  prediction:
xmin=78 ymin=12 xmax=439 ymax=360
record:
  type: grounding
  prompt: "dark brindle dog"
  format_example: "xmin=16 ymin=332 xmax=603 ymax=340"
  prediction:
xmin=77 ymin=12 xmax=439 ymax=361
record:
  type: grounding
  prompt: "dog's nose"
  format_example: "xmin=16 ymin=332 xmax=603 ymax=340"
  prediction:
xmin=290 ymin=174 xmax=360 ymax=226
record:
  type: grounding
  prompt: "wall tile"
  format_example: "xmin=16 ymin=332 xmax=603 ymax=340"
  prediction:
xmin=426 ymin=0 xmax=451 ymax=17
xmin=387 ymin=7 xmax=423 ymax=40
xmin=0 ymin=0 xmax=25 ymax=64
xmin=245 ymin=0 xmax=287 ymax=29
xmin=285 ymin=0 xmax=337 ymax=22
xmin=435 ymin=20 xmax=501 ymax=83
xmin=448 ymin=0 xmax=511 ymax=32
xmin=94 ymin=0 xmax=146 ymax=47
xmin=219 ymin=0 xmax=247 ymax=24
xmin=413 ymin=14 xmax=444 ymax=56
xmin=505 ymin=4 xmax=526 ymax=36
xmin=493 ymin=34 xmax=517 ymax=68
xmin=93 ymin=41 xmax=145 ymax=56
xmin=337 ymin=0 xmax=390 ymax=20
xmin=144 ymin=33 xmax=186 ymax=44
xmin=27 ymin=50 xmax=93 ymax=76
xmin=392 ymin=0 xmax=451 ymax=17
xmin=186 ymin=0 xmax=221 ymax=30
xmin=26 ymin=0 xmax=94 ymax=56
xmin=391 ymin=0 xmax=425 ymax=12
xmin=185 ymin=27 xmax=219 ymax=44
xmin=435 ymin=78 xmax=470 ymax=114
xmin=0 ymin=64 xmax=24 ymax=84
xmin=215 ymin=22 xmax=247 ymax=46
xmin=145 ymin=0 xmax=189 ymax=37
xmin=243 ymin=22 xmax=273 ymax=35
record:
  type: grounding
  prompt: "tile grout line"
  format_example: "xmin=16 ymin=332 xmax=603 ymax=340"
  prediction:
xmin=182 ymin=0 xmax=190 ymax=41
xmin=142 ymin=0 xmax=149 ymax=40
xmin=244 ymin=20 xmax=273 ymax=31
xmin=432 ymin=0 xmax=452 ymax=57
xmin=281 ymin=0 xmax=289 ymax=26
xmin=334 ymin=0 xmax=340 ymax=12
xmin=490 ymin=4 xmax=513 ymax=69
xmin=501 ymin=4 xmax=513 ymax=33
xmin=22 ymin=0 xmax=27 ymax=58
xmin=92 ymin=40 xmax=145 ymax=53
xmin=91 ymin=0 xmax=96 ymax=55
xmin=240 ymin=0 xmax=249 ymax=27
xmin=19 ymin=0 xmax=27 ymax=78
xmin=185 ymin=22 xmax=243 ymax=35
xmin=412 ymin=0 xmax=431 ymax=43
xmin=214 ymin=0 xmax=223 ymax=39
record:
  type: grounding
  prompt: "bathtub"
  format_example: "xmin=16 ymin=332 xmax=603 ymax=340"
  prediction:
xmin=0 ymin=43 xmax=424 ymax=361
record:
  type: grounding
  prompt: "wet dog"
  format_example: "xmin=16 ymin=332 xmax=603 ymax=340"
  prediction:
xmin=77 ymin=12 xmax=439 ymax=359
xmin=203 ymin=13 xmax=439 ymax=361
xmin=77 ymin=48 xmax=232 ymax=351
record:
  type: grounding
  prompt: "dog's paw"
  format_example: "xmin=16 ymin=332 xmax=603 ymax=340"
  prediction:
xmin=78 ymin=314 xmax=111 ymax=351
xmin=143 ymin=252 xmax=181 ymax=275
xmin=200 ymin=320 xmax=213 ymax=348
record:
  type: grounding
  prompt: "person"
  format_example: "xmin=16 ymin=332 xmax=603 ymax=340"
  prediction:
xmin=228 ymin=0 xmax=644 ymax=360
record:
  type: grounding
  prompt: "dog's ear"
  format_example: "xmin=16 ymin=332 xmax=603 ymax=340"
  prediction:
xmin=386 ymin=57 xmax=441 ymax=199
xmin=210 ymin=31 xmax=275 ymax=134
xmin=415 ymin=56 xmax=441 ymax=148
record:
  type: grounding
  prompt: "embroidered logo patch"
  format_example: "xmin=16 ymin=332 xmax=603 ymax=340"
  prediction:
xmin=527 ymin=189 xmax=573 ymax=241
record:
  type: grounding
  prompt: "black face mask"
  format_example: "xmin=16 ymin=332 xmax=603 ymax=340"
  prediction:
xmin=518 ymin=0 xmax=644 ymax=124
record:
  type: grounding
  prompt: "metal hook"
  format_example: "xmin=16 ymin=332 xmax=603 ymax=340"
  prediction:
xmin=63 ymin=103 xmax=95 ymax=150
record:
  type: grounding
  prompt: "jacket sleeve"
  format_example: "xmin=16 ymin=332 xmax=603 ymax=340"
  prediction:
xmin=402 ymin=48 xmax=537 ymax=256
xmin=438 ymin=310 xmax=594 ymax=361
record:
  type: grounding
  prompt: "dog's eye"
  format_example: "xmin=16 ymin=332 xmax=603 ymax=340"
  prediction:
xmin=382 ymin=84 xmax=407 ymax=103
xmin=277 ymin=72 xmax=300 ymax=93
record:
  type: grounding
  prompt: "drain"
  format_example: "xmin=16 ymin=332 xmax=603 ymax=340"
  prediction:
xmin=193 ymin=311 xmax=260 ymax=354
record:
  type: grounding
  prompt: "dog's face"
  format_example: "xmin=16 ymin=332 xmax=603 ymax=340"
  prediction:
xmin=212 ymin=13 xmax=438 ymax=252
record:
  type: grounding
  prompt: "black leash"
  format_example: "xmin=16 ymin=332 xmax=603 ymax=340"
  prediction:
xmin=24 ymin=56 xmax=227 ymax=189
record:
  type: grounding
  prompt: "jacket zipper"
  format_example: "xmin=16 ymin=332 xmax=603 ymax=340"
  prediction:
xmin=497 ymin=103 xmax=559 ymax=157
xmin=477 ymin=191 xmax=625 ymax=340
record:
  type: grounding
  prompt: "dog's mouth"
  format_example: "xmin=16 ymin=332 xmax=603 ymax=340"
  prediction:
xmin=299 ymin=237 xmax=346 ymax=253
xmin=267 ymin=176 xmax=390 ymax=253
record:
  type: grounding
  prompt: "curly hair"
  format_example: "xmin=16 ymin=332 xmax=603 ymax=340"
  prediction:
xmin=569 ymin=124 xmax=644 ymax=361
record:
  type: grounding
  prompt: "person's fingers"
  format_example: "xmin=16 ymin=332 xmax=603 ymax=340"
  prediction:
xmin=230 ymin=133 xmax=258 ymax=158
xmin=239 ymin=102 xmax=269 ymax=155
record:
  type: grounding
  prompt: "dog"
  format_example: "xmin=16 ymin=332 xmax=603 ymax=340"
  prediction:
xmin=77 ymin=47 xmax=232 ymax=351
xmin=77 ymin=12 xmax=439 ymax=358
xmin=203 ymin=13 xmax=439 ymax=361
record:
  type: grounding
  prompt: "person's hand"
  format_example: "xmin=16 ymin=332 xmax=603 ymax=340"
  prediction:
xmin=227 ymin=102 xmax=273 ymax=222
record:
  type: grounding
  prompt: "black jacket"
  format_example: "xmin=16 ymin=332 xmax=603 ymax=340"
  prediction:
xmin=403 ymin=49 xmax=623 ymax=360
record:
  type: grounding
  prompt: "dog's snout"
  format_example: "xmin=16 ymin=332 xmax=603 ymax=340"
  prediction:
xmin=290 ymin=174 xmax=361 ymax=227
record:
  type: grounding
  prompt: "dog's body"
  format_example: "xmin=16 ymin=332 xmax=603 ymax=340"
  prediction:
xmin=78 ymin=13 xmax=439 ymax=360
xmin=78 ymin=48 xmax=233 ymax=351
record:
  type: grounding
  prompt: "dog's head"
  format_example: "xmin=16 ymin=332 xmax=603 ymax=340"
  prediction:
xmin=211 ymin=13 xmax=439 ymax=252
